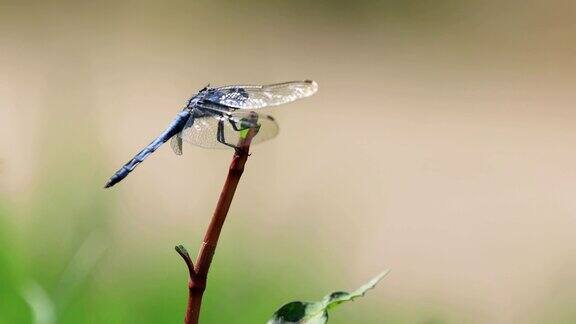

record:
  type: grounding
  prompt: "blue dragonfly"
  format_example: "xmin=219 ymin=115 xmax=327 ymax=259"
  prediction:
xmin=104 ymin=80 xmax=318 ymax=188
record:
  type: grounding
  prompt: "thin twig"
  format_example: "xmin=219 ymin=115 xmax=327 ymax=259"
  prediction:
xmin=175 ymin=245 xmax=196 ymax=281
xmin=178 ymin=126 xmax=259 ymax=324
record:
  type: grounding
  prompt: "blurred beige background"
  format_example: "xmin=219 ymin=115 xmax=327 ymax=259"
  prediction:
xmin=1 ymin=0 xmax=576 ymax=323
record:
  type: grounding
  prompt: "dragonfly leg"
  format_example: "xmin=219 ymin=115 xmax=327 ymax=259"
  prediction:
xmin=217 ymin=119 xmax=239 ymax=149
xmin=228 ymin=118 xmax=248 ymax=132
xmin=228 ymin=113 xmax=259 ymax=132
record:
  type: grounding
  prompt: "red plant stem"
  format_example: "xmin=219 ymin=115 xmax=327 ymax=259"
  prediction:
xmin=181 ymin=128 xmax=257 ymax=324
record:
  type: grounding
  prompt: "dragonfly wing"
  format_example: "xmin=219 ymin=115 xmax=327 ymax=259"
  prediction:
xmin=170 ymin=132 xmax=183 ymax=155
xmin=180 ymin=113 xmax=221 ymax=149
xmin=203 ymin=80 xmax=318 ymax=109
xmin=180 ymin=111 xmax=279 ymax=149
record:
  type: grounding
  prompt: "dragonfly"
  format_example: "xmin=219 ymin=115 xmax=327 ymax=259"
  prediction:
xmin=104 ymin=80 xmax=318 ymax=188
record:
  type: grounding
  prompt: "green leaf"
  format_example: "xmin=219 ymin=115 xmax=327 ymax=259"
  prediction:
xmin=268 ymin=271 xmax=389 ymax=324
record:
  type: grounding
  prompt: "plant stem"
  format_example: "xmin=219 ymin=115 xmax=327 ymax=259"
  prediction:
xmin=178 ymin=127 xmax=258 ymax=324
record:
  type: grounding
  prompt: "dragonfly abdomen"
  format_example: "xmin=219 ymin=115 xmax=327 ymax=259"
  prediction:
xmin=104 ymin=110 xmax=190 ymax=188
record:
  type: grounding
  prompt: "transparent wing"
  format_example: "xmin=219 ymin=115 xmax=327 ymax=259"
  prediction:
xmin=180 ymin=111 xmax=279 ymax=149
xmin=203 ymin=80 xmax=318 ymax=109
xmin=170 ymin=132 xmax=183 ymax=155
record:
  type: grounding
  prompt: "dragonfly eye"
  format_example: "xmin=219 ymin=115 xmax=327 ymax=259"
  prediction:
xmin=199 ymin=83 xmax=210 ymax=92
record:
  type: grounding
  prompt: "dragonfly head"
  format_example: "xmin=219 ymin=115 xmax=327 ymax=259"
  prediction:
xmin=186 ymin=84 xmax=211 ymax=108
xmin=199 ymin=83 xmax=210 ymax=92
